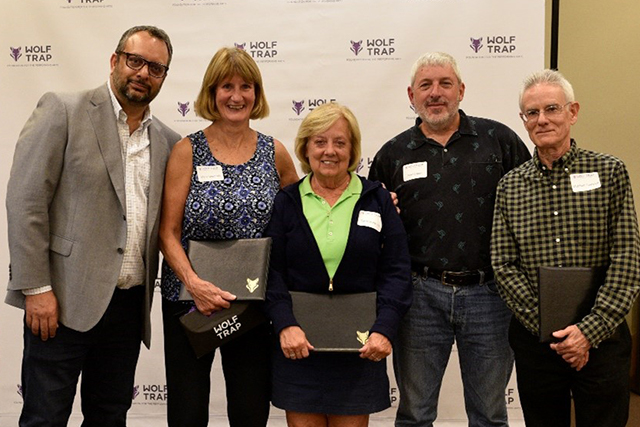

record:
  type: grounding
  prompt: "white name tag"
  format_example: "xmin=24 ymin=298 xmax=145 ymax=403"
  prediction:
xmin=570 ymin=172 xmax=601 ymax=193
xmin=403 ymin=161 xmax=428 ymax=181
xmin=357 ymin=210 xmax=382 ymax=232
xmin=196 ymin=165 xmax=224 ymax=182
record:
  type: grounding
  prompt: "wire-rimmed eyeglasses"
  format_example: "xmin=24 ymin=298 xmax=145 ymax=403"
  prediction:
xmin=520 ymin=102 xmax=571 ymax=123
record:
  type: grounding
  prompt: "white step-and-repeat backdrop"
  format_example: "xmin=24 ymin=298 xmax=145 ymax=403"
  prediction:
xmin=1 ymin=0 xmax=543 ymax=425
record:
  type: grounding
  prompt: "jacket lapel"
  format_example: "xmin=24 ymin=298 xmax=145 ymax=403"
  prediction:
xmin=89 ymin=84 xmax=126 ymax=211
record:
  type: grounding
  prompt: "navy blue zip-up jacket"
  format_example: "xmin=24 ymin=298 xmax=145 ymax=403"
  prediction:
xmin=264 ymin=175 xmax=412 ymax=342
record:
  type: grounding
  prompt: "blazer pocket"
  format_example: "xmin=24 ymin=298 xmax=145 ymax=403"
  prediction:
xmin=50 ymin=234 xmax=73 ymax=257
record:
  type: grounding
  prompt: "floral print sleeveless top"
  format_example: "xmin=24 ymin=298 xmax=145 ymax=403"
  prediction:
xmin=161 ymin=130 xmax=280 ymax=302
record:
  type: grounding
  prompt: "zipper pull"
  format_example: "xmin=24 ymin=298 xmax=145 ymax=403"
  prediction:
xmin=329 ymin=279 xmax=333 ymax=292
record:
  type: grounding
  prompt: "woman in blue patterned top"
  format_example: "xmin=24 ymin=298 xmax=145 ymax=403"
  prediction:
xmin=159 ymin=47 xmax=298 ymax=427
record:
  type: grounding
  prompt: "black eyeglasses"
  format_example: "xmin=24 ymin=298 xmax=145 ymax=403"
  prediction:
xmin=117 ymin=51 xmax=169 ymax=79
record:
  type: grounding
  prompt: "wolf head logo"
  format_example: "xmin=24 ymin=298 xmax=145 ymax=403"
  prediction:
xmin=470 ymin=37 xmax=483 ymax=53
xmin=177 ymin=101 xmax=190 ymax=117
xmin=292 ymin=100 xmax=305 ymax=116
xmin=356 ymin=330 xmax=370 ymax=346
xmin=350 ymin=40 xmax=363 ymax=56
xmin=10 ymin=47 xmax=22 ymax=62
xmin=246 ymin=277 xmax=260 ymax=293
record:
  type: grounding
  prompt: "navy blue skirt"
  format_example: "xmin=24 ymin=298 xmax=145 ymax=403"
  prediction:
xmin=270 ymin=341 xmax=390 ymax=415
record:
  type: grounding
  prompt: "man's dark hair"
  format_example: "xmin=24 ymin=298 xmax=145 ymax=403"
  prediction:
xmin=115 ymin=25 xmax=173 ymax=65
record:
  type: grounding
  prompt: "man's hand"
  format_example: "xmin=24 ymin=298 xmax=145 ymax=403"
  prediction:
xmin=379 ymin=182 xmax=401 ymax=214
xmin=550 ymin=325 xmax=591 ymax=371
xmin=25 ymin=291 xmax=59 ymax=341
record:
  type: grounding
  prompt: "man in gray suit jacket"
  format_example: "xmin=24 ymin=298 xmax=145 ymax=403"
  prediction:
xmin=6 ymin=26 xmax=181 ymax=426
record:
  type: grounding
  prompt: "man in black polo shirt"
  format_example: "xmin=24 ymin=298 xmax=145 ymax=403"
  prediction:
xmin=369 ymin=52 xmax=530 ymax=427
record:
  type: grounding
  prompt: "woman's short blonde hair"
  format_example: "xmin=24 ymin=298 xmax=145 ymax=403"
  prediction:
xmin=294 ymin=102 xmax=362 ymax=175
xmin=194 ymin=47 xmax=269 ymax=121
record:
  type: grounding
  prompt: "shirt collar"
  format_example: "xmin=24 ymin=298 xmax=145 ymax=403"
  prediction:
xmin=300 ymin=172 xmax=362 ymax=198
xmin=533 ymin=139 xmax=578 ymax=173
xmin=107 ymin=80 xmax=153 ymax=126
xmin=408 ymin=109 xmax=475 ymax=150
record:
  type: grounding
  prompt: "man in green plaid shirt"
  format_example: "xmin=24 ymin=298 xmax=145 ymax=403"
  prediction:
xmin=491 ymin=69 xmax=640 ymax=427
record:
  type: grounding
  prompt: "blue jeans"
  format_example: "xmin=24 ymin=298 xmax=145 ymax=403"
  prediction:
xmin=393 ymin=273 xmax=514 ymax=427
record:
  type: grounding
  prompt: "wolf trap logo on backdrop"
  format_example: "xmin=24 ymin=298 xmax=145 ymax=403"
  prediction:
xmin=505 ymin=387 xmax=520 ymax=409
xmin=177 ymin=101 xmax=191 ymax=117
xmin=234 ymin=41 xmax=283 ymax=63
xmin=466 ymin=35 xmax=522 ymax=59
xmin=347 ymin=38 xmax=400 ymax=62
xmin=292 ymin=100 xmax=305 ymax=116
xmin=132 ymin=384 xmax=167 ymax=405
xmin=289 ymin=98 xmax=336 ymax=121
xmin=174 ymin=100 xmax=204 ymax=124
xmin=7 ymin=45 xmax=59 ymax=68
xmin=61 ymin=0 xmax=113 ymax=9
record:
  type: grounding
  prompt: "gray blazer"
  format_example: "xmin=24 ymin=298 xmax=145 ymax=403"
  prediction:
xmin=5 ymin=84 xmax=180 ymax=347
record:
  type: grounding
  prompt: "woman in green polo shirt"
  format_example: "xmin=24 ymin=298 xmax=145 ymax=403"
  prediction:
xmin=264 ymin=102 xmax=412 ymax=426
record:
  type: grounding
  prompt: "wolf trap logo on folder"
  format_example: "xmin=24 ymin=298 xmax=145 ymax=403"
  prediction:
xmin=180 ymin=238 xmax=271 ymax=301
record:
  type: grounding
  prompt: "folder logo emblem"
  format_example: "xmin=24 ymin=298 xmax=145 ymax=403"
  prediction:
xmin=356 ymin=331 xmax=370 ymax=346
xmin=246 ymin=278 xmax=260 ymax=293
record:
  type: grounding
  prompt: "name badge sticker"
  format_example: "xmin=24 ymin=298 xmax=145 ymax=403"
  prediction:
xmin=357 ymin=210 xmax=382 ymax=232
xmin=570 ymin=172 xmax=601 ymax=193
xmin=403 ymin=162 xmax=428 ymax=182
xmin=196 ymin=165 xmax=224 ymax=182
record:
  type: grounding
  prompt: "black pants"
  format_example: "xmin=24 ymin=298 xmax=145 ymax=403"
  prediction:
xmin=162 ymin=298 xmax=271 ymax=427
xmin=20 ymin=286 xmax=144 ymax=427
xmin=509 ymin=317 xmax=630 ymax=427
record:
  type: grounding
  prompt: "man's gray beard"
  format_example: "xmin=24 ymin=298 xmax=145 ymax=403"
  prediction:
xmin=418 ymin=111 xmax=454 ymax=130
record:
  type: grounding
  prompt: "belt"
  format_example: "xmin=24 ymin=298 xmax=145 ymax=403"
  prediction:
xmin=412 ymin=265 xmax=494 ymax=286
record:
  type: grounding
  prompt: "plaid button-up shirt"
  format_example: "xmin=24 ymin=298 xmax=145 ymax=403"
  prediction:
xmin=491 ymin=140 xmax=640 ymax=347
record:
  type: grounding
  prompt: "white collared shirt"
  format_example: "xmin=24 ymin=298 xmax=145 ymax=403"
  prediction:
xmin=108 ymin=81 xmax=151 ymax=289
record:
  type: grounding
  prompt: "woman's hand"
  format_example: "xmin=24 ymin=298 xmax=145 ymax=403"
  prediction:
xmin=185 ymin=273 xmax=236 ymax=316
xmin=279 ymin=326 xmax=314 ymax=360
xmin=359 ymin=332 xmax=392 ymax=362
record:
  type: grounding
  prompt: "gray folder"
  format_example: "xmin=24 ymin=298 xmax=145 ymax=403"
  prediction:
xmin=538 ymin=266 xmax=608 ymax=342
xmin=179 ymin=238 xmax=271 ymax=301
xmin=290 ymin=291 xmax=377 ymax=352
